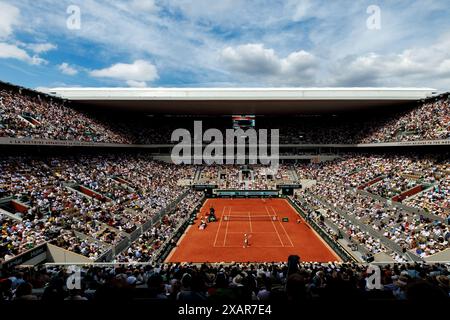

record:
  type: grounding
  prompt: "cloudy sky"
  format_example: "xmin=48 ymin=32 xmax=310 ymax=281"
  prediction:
xmin=0 ymin=0 xmax=450 ymax=90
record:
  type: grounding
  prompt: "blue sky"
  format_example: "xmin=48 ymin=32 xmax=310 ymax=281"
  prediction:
xmin=0 ymin=0 xmax=450 ymax=91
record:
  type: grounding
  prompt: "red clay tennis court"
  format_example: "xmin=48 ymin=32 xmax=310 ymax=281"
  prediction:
xmin=166 ymin=198 xmax=340 ymax=263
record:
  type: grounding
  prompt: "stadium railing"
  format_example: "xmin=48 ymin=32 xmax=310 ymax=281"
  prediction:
xmin=95 ymin=248 xmax=114 ymax=262
xmin=0 ymin=243 xmax=47 ymax=270
xmin=154 ymin=196 xmax=206 ymax=263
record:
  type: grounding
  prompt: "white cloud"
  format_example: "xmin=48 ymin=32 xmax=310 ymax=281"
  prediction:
xmin=329 ymin=34 xmax=450 ymax=88
xmin=126 ymin=80 xmax=147 ymax=87
xmin=439 ymin=59 xmax=450 ymax=76
xmin=58 ymin=62 xmax=78 ymax=75
xmin=90 ymin=60 xmax=159 ymax=86
xmin=0 ymin=3 xmax=50 ymax=67
xmin=0 ymin=42 xmax=46 ymax=65
xmin=290 ymin=0 xmax=315 ymax=21
xmin=27 ymin=42 xmax=57 ymax=53
xmin=114 ymin=0 xmax=158 ymax=16
xmin=0 ymin=2 xmax=20 ymax=39
xmin=6 ymin=0 xmax=450 ymax=89
xmin=220 ymin=43 xmax=318 ymax=84
xmin=281 ymin=50 xmax=318 ymax=76
xmin=167 ymin=0 xmax=284 ymax=31
xmin=130 ymin=0 xmax=157 ymax=12
xmin=220 ymin=44 xmax=280 ymax=75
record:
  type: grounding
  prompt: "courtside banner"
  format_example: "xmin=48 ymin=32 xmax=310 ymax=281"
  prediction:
xmin=2 ymin=137 xmax=449 ymax=148
xmin=213 ymin=190 xmax=280 ymax=197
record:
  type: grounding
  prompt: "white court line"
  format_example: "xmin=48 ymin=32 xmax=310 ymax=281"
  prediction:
xmin=216 ymin=246 xmax=287 ymax=248
xmin=248 ymin=211 xmax=253 ymax=233
xmin=213 ymin=206 xmax=226 ymax=247
xmin=224 ymin=211 xmax=277 ymax=214
xmin=223 ymin=206 xmax=231 ymax=246
xmin=265 ymin=206 xmax=284 ymax=247
xmin=226 ymin=231 xmax=281 ymax=234
xmin=270 ymin=205 xmax=295 ymax=247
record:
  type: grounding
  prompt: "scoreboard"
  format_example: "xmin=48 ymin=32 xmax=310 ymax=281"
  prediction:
xmin=232 ymin=115 xmax=255 ymax=129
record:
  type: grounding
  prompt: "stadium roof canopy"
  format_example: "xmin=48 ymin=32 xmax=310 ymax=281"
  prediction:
xmin=46 ymin=87 xmax=438 ymax=114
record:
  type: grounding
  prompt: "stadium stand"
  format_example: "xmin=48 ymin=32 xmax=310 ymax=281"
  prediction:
xmin=0 ymin=82 xmax=126 ymax=143
xmin=1 ymin=81 xmax=449 ymax=145
xmin=0 ymin=81 xmax=449 ymax=303
xmin=295 ymin=154 xmax=449 ymax=260
xmin=0 ymin=262 xmax=448 ymax=301
xmin=115 ymin=191 xmax=204 ymax=262
xmin=0 ymin=154 xmax=194 ymax=262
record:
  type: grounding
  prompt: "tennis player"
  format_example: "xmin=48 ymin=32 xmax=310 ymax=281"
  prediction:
xmin=243 ymin=233 xmax=250 ymax=248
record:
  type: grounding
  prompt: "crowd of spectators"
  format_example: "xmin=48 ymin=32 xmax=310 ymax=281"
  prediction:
xmin=1 ymin=81 xmax=448 ymax=145
xmin=198 ymin=165 xmax=220 ymax=184
xmin=0 ymin=154 xmax=193 ymax=262
xmin=1 ymin=261 xmax=448 ymax=301
xmin=0 ymin=156 xmax=295 ymax=262
xmin=2 ymin=152 xmax=448 ymax=263
xmin=51 ymin=230 xmax=108 ymax=260
xmin=292 ymin=192 xmax=404 ymax=262
xmin=1 ymin=82 xmax=449 ymax=305
xmin=0 ymin=84 xmax=126 ymax=143
xmin=361 ymin=97 xmax=450 ymax=143
xmin=102 ymin=94 xmax=449 ymax=145
xmin=199 ymin=165 xmax=292 ymax=190
xmin=296 ymin=154 xmax=448 ymax=217
xmin=404 ymin=180 xmax=449 ymax=219
xmin=364 ymin=157 xmax=441 ymax=199
xmin=115 ymin=192 xmax=203 ymax=263
xmin=295 ymin=154 xmax=450 ymax=259
xmin=367 ymin=175 xmax=418 ymax=198
xmin=309 ymin=182 xmax=448 ymax=258
xmin=0 ymin=216 xmax=48 ymax=261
